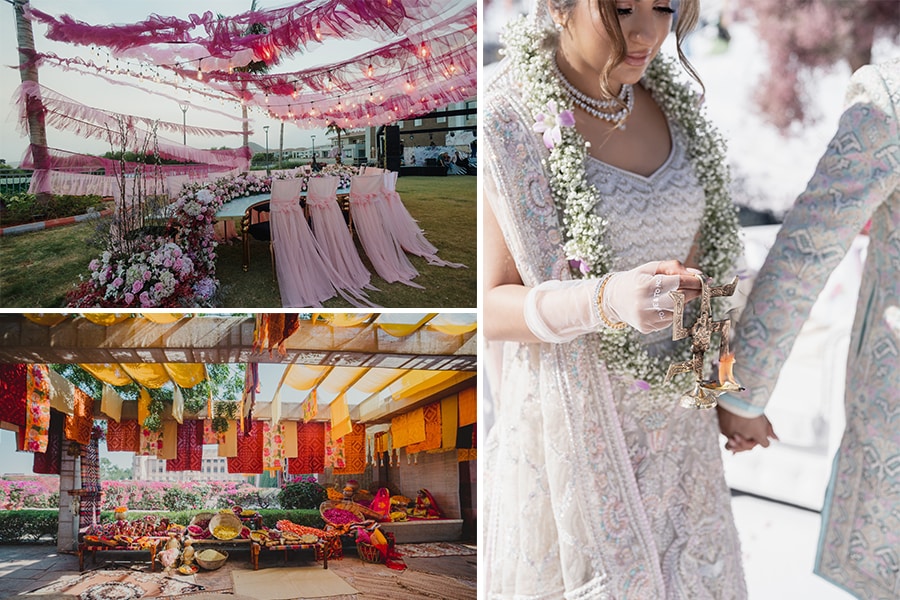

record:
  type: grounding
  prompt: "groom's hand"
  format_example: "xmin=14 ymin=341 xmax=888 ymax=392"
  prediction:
xmin=716 ymin=405 xmax=778 ymax=453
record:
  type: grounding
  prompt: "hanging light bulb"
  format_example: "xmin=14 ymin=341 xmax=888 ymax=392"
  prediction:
xmin=404 ymin=80 xmax=414 ymax=92
xmin=291 ymin=86 xmax=298 ymax=99
xmin=288 ymin=105 xmax=294 ymax=118
xmin=314 ymin=23 xmax=322 ymax=41
xmin=419 ymin=43 xmax=429 ymax=58
xmin=197 ymin=58 xmax=203 ymax=80
xmin=265 ymin=92 xmax=269 ymax=103
xmin=366 ymin=63 xmax=374 ymax=78
xmin=227 ymin=62 xmax=234 ymax=75
xmin=325 ymin=74 xmax=333 ymax=91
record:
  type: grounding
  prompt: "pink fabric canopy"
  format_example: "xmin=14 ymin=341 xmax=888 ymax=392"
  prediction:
xmin=27 ymin=0 xmax=444 ymax=67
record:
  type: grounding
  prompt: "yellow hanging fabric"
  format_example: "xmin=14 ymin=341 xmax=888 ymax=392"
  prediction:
xmin=284 ymin=364 xmax=329 ymax=390
xmin=376 ymin=313 xmax=437 ymax=337
xmin=458 ymin=386 xmax=476 ymax=427
xmin=163 ymin=363 xmax=206 ymax=388
xmin=282 ymin=421 xmax=298 ymax=458
xmin=24 ymin=313 xmax=68 ymax=326
xmin=101 ymin=384 xmax=124 ymax=423
xmin=317 ymin=313 xmax=373 ymax=327
xmin=120 ymin=363 xmax=170 ymax=388
xmin=218 ymin=421 xmax=238 ymax=457
xmin=138 ymin=388 xmax=151 ymax=427
xmin=47 ymin=369 xmax=75 ymax=416
xmin=80 ymin=363 xmax=133 ymax=387
xmin=160 ymin=421 xmax=178 ymax=460
xmin=140 ymin=313 xmax=184 ymax=324
xmin=172 ymin=387 xmax=184 ymax=424
xmin=82 ymin=313 xmax=130 ymax=326
xmin=428 ymin=314 xmax=478 ymax=335
xmin=440 ymin=394 xmax=459 ymax=450
xmin=330 ymin=395 xmax=352 ymax=442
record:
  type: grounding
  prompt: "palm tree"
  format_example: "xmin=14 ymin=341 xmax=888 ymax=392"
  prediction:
xmin=326 ymin=121 xmax=346 ymax=164
xmin=13 ymin=0 xmax=52 ymax=210
xmin=225 ymin=0 xmax=270 ymax=149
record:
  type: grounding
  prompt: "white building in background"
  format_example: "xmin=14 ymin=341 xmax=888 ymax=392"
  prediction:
xmin=132 ymin=445 xmax=246 ymax=483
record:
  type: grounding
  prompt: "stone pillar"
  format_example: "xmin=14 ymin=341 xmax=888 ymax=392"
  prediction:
xmin=57 ymin=450 xmax=79 ymax=553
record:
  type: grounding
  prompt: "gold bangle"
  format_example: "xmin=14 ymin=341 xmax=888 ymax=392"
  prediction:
xmin=596 ymin=274 xmax=627 ymax=330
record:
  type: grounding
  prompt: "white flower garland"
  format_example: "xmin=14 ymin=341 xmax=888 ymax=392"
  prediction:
xmin=502 ymin=16 xmax=743 ymax=392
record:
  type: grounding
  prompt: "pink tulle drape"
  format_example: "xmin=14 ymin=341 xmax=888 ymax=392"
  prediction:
xmin=381 ymin=170 xmax=465 ymax=268
xmin=306 ymin=175 xmax=377 ymax=299
xmin=349 ymin=174 xmax=421 ymax=288
xmin=270 ymin=178 xmax=375 ymax=308
xmin=27 ymin=0 xmax=445 ymax=65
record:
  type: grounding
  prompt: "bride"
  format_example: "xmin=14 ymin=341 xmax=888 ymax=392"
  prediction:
xmin=483 ymin=0 xmax=747 ymax=597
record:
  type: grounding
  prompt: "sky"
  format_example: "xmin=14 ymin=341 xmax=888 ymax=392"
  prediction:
xmin=0 ymin=0 xmax=469 ymax=165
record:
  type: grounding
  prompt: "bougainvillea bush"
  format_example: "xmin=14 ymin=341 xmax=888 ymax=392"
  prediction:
xmin=66 ymin=172 xmax=271 ymax=308
xmin=0 ymin=479 xmax=59 ymax=510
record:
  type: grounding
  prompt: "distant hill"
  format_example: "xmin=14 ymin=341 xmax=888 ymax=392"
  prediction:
xmin=246 ymin=142 xmax=265 ymax=154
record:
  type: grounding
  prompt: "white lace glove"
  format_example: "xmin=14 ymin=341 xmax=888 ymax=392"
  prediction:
xmin=602 ymin=261 xmax=695 ymax=333
xmin=523 ymin=261 xmax=699 ymax=343
xmin=523 ymin=279 xmax=603 ymax=343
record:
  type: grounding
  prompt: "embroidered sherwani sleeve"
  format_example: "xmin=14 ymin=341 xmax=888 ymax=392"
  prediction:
xmin=721 ymin=64 xmax=900 ymax=418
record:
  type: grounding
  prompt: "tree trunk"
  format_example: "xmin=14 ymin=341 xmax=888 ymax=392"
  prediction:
xmin=14 ymin=0 xmax=52 ymax=210
xmin=279 ymin=121 xmax=284 ymax=169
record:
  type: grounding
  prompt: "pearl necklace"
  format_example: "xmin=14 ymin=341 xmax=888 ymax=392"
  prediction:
xmin=552 ymin=58 xmax=634 ymax=128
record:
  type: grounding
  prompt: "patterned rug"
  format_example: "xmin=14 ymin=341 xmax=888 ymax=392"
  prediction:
xmin=27 ymin=568 xmax=204 ymax=598
xmin=394 ymin=543 xmax=477 ymax=559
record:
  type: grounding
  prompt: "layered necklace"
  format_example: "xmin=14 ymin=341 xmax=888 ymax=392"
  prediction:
xmin=500 ymin=15 xmax=742 ymax=393
xmin=551 ymin=58 xmax=634 ymax=128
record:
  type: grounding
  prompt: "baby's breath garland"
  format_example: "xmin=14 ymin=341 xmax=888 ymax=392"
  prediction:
xmin=502 ymin=16 xmax=742 ymax=392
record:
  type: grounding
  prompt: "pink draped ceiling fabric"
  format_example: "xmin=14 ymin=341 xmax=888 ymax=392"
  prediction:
xmin=19 ymin=1 xmax=475 ymax=191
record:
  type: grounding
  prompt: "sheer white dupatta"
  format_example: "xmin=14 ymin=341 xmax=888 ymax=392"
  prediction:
xmin=349 ymin=174 xmax=422 ymax=288
xmin=382 ymin=170 xmax=466 ymax=268
xmin=306 ymin=176 xmax=379 ymax=300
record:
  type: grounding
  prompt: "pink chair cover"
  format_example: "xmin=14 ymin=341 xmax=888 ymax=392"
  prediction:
xmin=349 ymin=174 xmax=422 ymax=288
xmin=306 ymin=176 xmax=379 ymax=301
xmin=382 ymin=171 xmax=466 ymax=268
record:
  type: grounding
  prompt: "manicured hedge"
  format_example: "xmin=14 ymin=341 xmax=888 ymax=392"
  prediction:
xmin=0 ymin=510 xmax=58 ymax=544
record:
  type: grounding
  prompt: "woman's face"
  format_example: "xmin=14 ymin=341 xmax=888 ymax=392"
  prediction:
xmin=556 ymin=0 xmax=675 ymax=91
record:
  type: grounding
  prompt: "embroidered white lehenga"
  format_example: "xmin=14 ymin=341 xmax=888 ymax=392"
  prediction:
xmin=483 ymin=55 xmax=747 ymax=599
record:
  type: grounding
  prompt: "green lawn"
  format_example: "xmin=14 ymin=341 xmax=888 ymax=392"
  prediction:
xmin=0 ymin=175 xmax=476 ymax=308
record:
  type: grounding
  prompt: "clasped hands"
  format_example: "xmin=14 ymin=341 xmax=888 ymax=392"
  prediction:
xmin=716 ymin=406 xmax=778 ymax=453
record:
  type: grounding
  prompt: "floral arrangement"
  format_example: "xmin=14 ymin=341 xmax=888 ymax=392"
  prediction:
xmin=501 ymin=16 xmax=742 ymax=394
xmin=67 ymin=173 xmax=271 ymax=308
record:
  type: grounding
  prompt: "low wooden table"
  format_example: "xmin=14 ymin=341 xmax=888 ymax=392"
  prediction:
xmin=186 ymin=536 xmax=253 ymax=566
xmin=77 ymin=538 xmax=163 ymax=572
xmin=250 ymin=540 xmax=327 ymax=570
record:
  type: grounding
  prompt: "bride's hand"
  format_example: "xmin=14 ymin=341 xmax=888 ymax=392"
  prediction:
xmin=601 ymin=260 xmax=702 ymax=333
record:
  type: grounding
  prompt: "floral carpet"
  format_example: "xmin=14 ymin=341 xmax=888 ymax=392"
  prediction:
xmin=26 ymin=568 xmax=204 ymax=599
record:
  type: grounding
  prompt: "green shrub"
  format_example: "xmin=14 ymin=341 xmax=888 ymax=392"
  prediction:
xmin=277 ymin=482 xmax=327 ymax=510
xmin=0 ymin=510 xmax=58 ymax=544
xmin=0 ymin=193 xmax=106 ymax=226
xmin=162 ymin=486 xmax=202 ymax=512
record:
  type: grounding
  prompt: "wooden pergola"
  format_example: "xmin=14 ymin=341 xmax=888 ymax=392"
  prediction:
xmin=0 ymin=313 xmax=477 ymax=550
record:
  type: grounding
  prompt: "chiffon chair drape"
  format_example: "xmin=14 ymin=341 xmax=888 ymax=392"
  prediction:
xmin=381 ymin=171 xmax=465 ymax=268
xmin=349 ymin=174 xmax=422 ymax=288
xmin=270 ymin=178 xmax=375 ymax=307
xmin=306 ymin=176 xmax=378 ymax=298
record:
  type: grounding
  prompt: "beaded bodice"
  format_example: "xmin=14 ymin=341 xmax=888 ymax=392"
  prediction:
xmin=585 ymin=122 xmax=704 ymax=272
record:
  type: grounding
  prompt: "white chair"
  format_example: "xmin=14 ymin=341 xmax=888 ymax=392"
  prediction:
xmin=381 ymin=171 xmax=465 ymax=268
xmin=349 ymin=174 xmax=422 ymax=288
xmin=306 ymin=176 xmax=379 ymax=304
xmin=270 ymin=178 xmax=337 ymax=307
